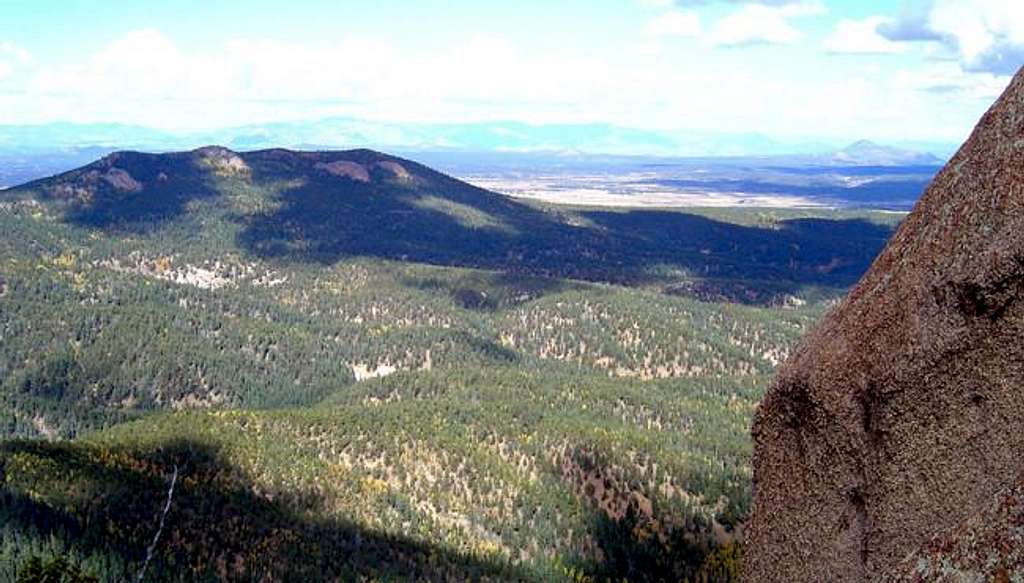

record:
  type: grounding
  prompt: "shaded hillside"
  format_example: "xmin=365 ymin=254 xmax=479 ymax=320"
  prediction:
xmin=745 ymin=67 xmax=1024 ymax=581
xmin=2 ymin=369 xmax=759 ymax=582
xmin=0 ymin=438 xmax=528 ymax=582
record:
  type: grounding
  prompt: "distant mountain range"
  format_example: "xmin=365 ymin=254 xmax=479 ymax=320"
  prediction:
xmin=0 ymin=119 xmax=955 ymax=162
xmin=827 ymin=139 xmax=942 ymax=166
xmin=0 ymin=119 xmax=949 ymax=192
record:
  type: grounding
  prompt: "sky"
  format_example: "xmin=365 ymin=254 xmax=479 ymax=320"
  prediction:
xmin=0 ymin=0 xmax=1020 ymax=146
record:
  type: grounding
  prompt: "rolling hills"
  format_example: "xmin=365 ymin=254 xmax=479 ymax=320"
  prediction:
xmin=0 ymin=146 xmax=900 ymax=581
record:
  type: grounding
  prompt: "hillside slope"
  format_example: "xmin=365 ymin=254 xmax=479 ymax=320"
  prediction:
xmin=0 ymin=146 xmax=900 ymax=580
xmin=0 ymin=146 xmax=896 ymax=437
xmin=2 ymin=369 xmax=763 ymax=581
xmin=745 ymin=68 xmax=1024 ymax=581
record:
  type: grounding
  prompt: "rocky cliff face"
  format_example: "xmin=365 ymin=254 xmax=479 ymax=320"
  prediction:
xmin=745 ymin=66 xmax=1024 ymax=582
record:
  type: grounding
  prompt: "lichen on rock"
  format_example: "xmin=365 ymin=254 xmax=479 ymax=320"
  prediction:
xmin=745 ymin=66 xmax=1024 ymax=582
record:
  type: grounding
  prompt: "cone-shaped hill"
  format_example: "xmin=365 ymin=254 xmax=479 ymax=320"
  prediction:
xmin=745 ymin=67 xmax=1024 ymax=581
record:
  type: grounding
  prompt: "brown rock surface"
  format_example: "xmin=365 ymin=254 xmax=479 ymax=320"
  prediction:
xmin=102 ymin=168 xmax=143 ymax=192
xmin=376 ymin=160 xmax=412 ymax=181
xmin=315 ymin=160 xmax=371 ymax=182
xmin=884 ymin=471 xmax=1024 ymax=582
xmin=744 ymin=66 xmax=1024 ymax=581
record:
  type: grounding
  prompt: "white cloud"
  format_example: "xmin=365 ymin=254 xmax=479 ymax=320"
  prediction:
xmin=637 ymin=0 xmax=675 ymax=8
xmin=0 ymin=41 xmax=32 ymax=81
xmin=0 ymin=42 xmax=32 ymax=65
xmin=931 ymin=0 xmax=1024 ymax=74
xmin=10 ymin=29 xmax=620 ymax=129
xmin=891 ymin=62 xmax=1010 ymax=100
xmin=824 ymin=17 xmax=907 ymax=55
xmin=709 ymin=1 xmax=826 ymax=47
xmin=0 ymin=23 xmax=1006 ymax=145
xmin=646 ymin=10 xmax=702 ymax=37
xmin=880 ymin=0 xmax=1024 ymax=75
xmin=669 ymin=0 xmax=804 ymax=4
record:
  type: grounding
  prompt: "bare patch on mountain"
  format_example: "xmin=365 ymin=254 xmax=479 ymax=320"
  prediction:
xmin=101 ymin=168 xmax=143 ymax=192
xmin=376 ymin=160 xmax=412 ymax=181
xmin=316 ymin=160 xmax=371 ymax=182
xmin=197 ymin=146 xmax=251 ymax=177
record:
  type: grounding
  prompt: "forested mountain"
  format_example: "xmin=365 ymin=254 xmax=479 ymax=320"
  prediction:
xmin=0 ymin=146 xmax=899 ymax=581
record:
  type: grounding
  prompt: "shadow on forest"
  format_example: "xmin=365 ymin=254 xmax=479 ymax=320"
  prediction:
xmin=589 ymin=508 xmax=707 ymax=583
xmin=400 ymin=271 xmax=581 ymax=312
xmin=0 ymin=439 xmax=530 ymax=582
xmin=553 ymin=446 xmax=744 ymax=583
xmin=32 ymin=148 xmax=899 ymax=302
xmin=1 ymin=438 xmax=747 ymax=583
xmin=232 ymin=152 xmax=897 ymax=300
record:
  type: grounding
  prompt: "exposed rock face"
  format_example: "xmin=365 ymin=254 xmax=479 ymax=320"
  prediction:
xmin=745 ymin=66 xmax=1024 ymax=581
xmin=102 ymin=168 xmax=143 ymax=192
xmin=375 ymin=160 xmax=412 ymax=181
xmin=197 ymin=146 xmax=251 ymax=177
xmin=315 ymin=160 xmax=371 ymax=182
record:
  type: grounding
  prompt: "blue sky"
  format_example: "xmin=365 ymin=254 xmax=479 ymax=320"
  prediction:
xmin=0 ymin=0 xmax=1019 ymax=146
